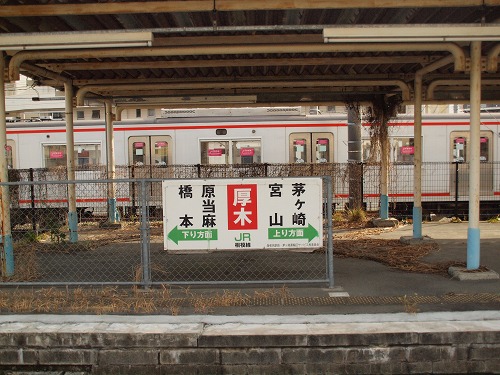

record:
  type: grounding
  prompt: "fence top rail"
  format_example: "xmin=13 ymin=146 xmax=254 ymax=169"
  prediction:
xmin=0 ymin=176 xmax=332 ymax=187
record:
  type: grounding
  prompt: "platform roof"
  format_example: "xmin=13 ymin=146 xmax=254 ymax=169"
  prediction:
xmin=1 ymin=1 xmax=500 ymax=108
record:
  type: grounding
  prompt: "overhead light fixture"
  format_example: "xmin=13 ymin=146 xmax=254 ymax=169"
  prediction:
xmin=323 ymin=24 xmax=500 ymax=43
xmin=0 ymin=31 xmax=153 ymax=50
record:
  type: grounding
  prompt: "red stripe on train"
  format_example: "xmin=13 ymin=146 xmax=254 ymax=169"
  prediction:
xmin=335 ymin=192 xmax=451 ymax=198
xmin=18 ymin=197 xmax=131 ymax=204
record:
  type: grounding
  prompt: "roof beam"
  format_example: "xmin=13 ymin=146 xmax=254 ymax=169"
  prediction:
xmin=9 ymin=42 xmax=464 ymax=81
xmin=0 ymin=0 xmax=494 ymax=17
xmin=39 ymin=56 xmax=430 ymax=72
xmin=75 ymin=79 xmax=410 ymax=105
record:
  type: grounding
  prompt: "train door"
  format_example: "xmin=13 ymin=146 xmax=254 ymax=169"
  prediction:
xmin=128 ymin=136 xmax=173 ymax=213
xmin=450 ymin=131 xmax=493 ymax=196
xmin=129 ymin=136 xmax=172 ymax=168
xmin=289 ymin=132 xmax=334 ymax=163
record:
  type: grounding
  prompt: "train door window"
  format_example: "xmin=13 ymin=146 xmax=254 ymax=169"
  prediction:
xmin=480 ymin=137 xmax=489 ymax=161
xmin=131 ymin=141 xmax=148 ymax=165
xmin=75 ymin=144 xmax=101 ymax=166
xmin=312 ymin=133 xmax=334 ymax=163
xmin=391 ymin=137 xmax=414 ymax=163
xmin=6 ymin=140 xmax=15 ymax=168
xmin=232 ymin=140 xmax=261 ymax=164
xmin=453 ymin=137 xmax=467 ymax=162
xmin=201 ymin=141 xmax=229 ymax=165
xmin=43 ymin=144 xmax=67 ymax=168
xmin=290 ymin=133 xmax=334 ymax=163
xmin=153 ymin=140 xmax=169 ymax=166
xmin=136 ymin=109 xmax=142 ymax=118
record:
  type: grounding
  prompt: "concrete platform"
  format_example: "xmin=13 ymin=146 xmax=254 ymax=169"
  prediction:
xmin=0 ymin=312 xmax=499 ymax=374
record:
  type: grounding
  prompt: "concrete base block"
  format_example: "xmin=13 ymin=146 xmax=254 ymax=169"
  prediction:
xmin=321 ymin=286 xmax=349 ymax=297
xmin=448 ymin=266 xmax=499 ymax=281
xmin=400 ymin=235 xmax=435 ymax=246
xmin=371 ymin=218 xmax=399 ymax=228
xmin=99 ymin=222 xmax=122 ymax=229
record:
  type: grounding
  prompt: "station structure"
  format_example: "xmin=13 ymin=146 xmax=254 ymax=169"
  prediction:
xmin=0 ymin=1 xmax=500 ymax=276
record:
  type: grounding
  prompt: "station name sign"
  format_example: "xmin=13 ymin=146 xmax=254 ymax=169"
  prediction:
xmin=162 ymin=177 xmax=323 ymax=251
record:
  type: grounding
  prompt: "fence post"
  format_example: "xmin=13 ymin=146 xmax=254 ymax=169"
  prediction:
xmin=326 ymin=176 xmax=334 ymax=288
xmin=454 ymin=161 xmax=459 ymax=218
xmin=140 ymin=179 xmax=151 ymax=289
xmin=29 ymin=168 xmax=37 ymax=233
xmin=360 ymin=162 xmax=365 ymax=210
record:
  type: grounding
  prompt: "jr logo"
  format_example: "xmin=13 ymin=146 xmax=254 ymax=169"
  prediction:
xmin=235 ymin=233 xmax=251 ymax=242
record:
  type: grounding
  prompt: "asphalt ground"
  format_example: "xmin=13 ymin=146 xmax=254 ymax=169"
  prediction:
xmin=1 ymin=221 xmax=499 ymax=316
xmin=168 ymin=221 xmax=500 ymax=315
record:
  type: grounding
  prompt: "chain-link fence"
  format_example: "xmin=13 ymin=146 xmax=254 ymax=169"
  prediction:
xmin=1 ymin=176 xmax=334 ymax=287
xmin=2 ymin=161 xmax=500 ymax=285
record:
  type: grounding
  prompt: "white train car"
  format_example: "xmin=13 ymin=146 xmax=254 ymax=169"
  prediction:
xmin=4 ymin=108 xmax=500 ymax=220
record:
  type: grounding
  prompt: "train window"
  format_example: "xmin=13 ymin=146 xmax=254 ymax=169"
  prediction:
xmin=76 ymin=111 xmax=84 ymax=120
xmin=392 ymin=137 xmax=414 ymax=163
xmin=293 ymin=138 xmax=307 ymax=163
xmin=44 ymin=144 xmax=101 ymax=168
xmin=480 ymin=137 xmax=489 ymax=162
xmin=77 ymin=144 xmax=101 ymax=166
xmin=289 ymin=133 xmax=334 ymax=163
xmin=232 ymin=140 xmax=261 ymax=164
xmin=132 ymin=141 xmax=146 ymax=165
xmin=453 ymin=137 xmax=467 ymax=162
xmin=362 ymin=140 xmax=373 ymax=162
xmin=362 ymin=137 xmax=415 ymax=163
xmin=147 ymin=109 xmax=155 ymax=117
xmin=44 ymin=145 xmax=67 ymax=168
xmin=153 ymin=141 xmax=168 ymax=165
xmin=200 ymin=141 xmax=229 ymax=165
xmin=136 ymin=109 xmax=142 ymax=118
xmin=91 ymin=110 xmax=100 ymax=119
xmin=315 ymin=138 xmax=330 ymax=163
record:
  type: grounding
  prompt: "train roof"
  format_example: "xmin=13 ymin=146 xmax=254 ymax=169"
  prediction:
xmin=6 ymin=111 xmax=500 ymax=129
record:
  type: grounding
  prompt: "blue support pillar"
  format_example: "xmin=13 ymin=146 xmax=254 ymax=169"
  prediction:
xmin=467 ymin=41 xmax=482 ymax=270
xmin=412 ymin=206 xmax=423 ymax=239
xmin=380 ymin=194 xmax=389 ymax=220
xmin=68 ymin=211 xmax=78 ymax=243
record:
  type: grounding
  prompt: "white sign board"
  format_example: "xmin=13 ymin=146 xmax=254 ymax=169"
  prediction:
xmin=162 ymin=177 xmax=323 ymax=251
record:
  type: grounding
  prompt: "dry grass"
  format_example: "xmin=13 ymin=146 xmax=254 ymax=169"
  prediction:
xmin=0 ymin=285 xmax=293 ymax=315
xmin=334 ymin=235 xmax=460 ymax=275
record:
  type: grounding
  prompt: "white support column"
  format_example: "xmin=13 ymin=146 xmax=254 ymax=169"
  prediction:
xmin=65 ymin=82 xmax=78 ymax=243
xmin=0 ymin=53 xmax=14 ymax=276
xmin=467 ymin=41 xmax=482 ymax=270
xmin=105 ymin=100 xmax=119 ymax=224
xmin=413 ymin=75 xmax=423 ymax=239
